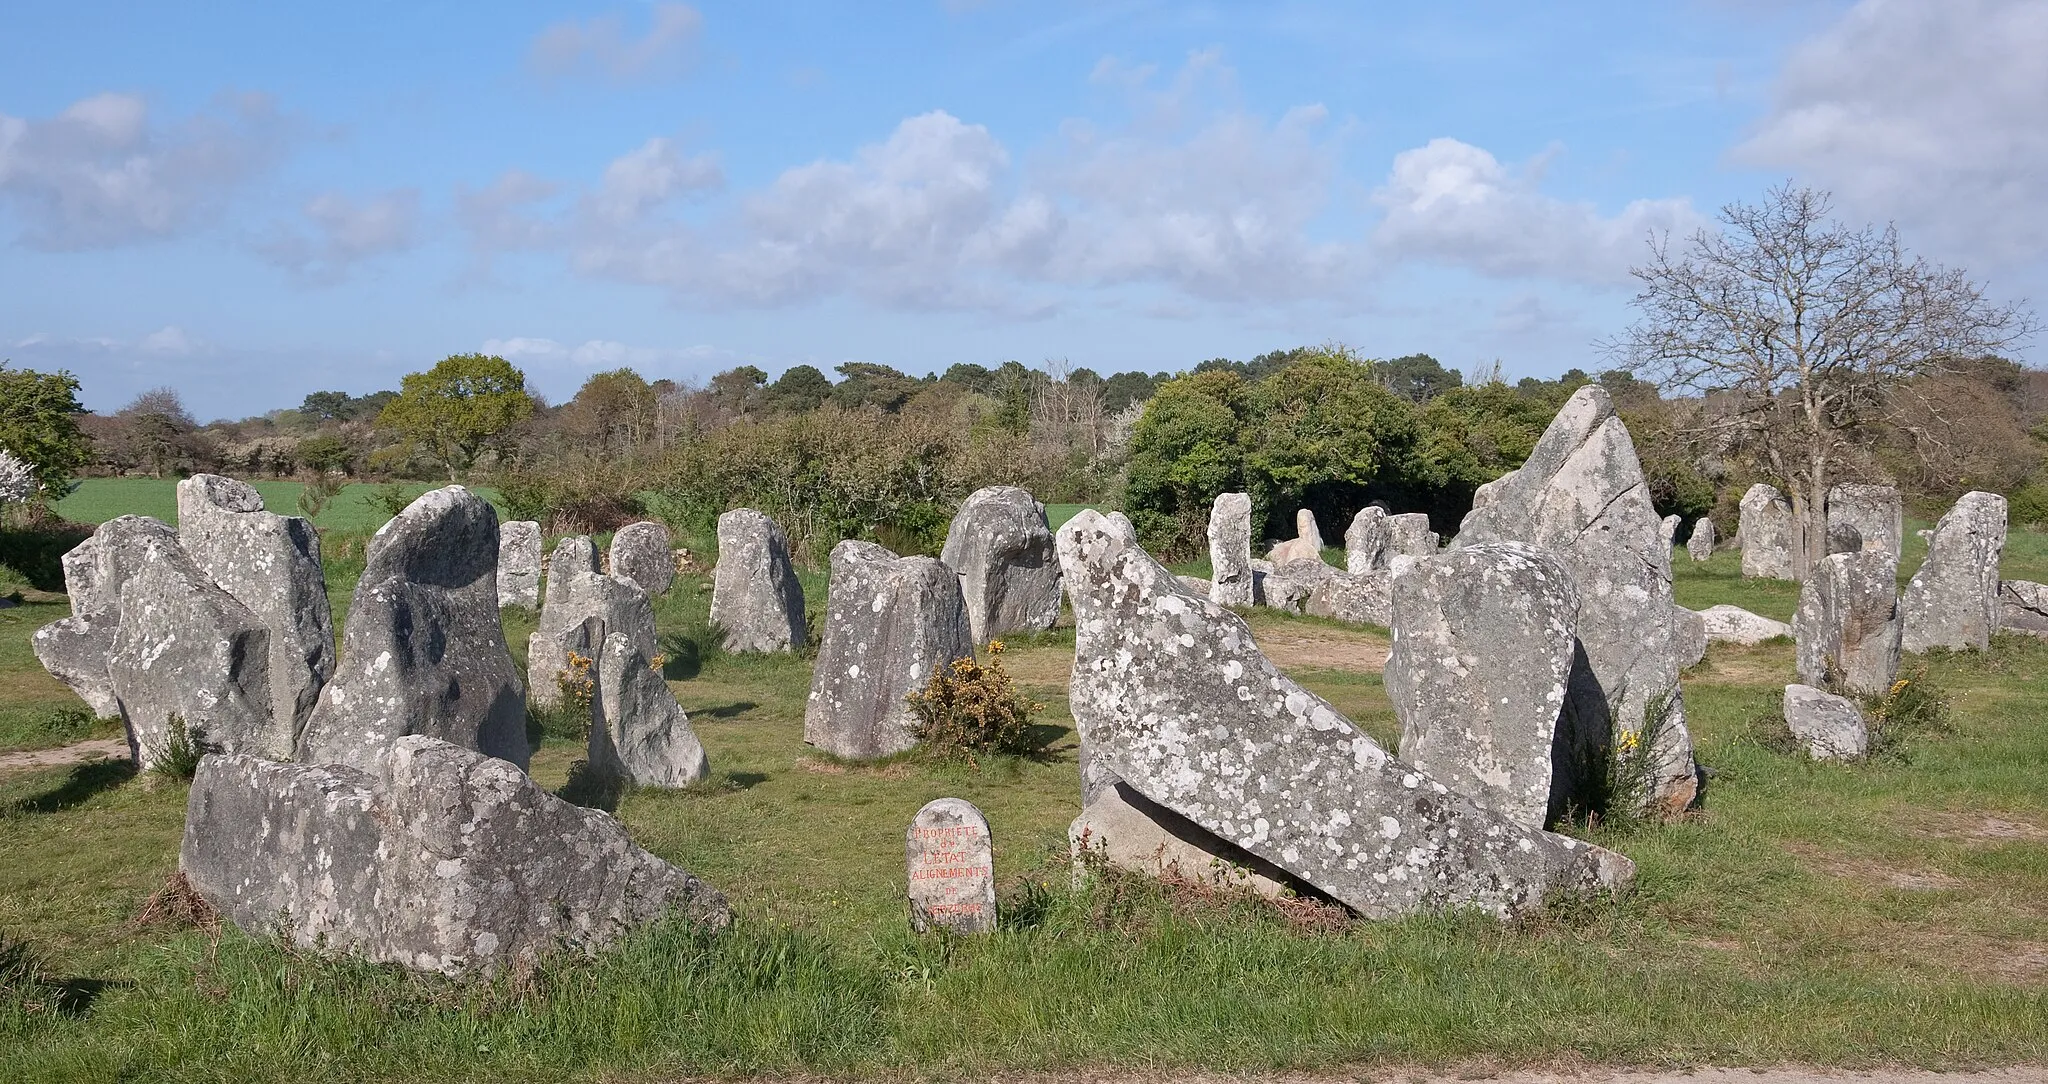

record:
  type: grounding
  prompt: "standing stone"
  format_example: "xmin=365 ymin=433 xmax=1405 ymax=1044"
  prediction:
xmin=2000 ymin=579 xmax=2048 ymax=637
xmin=31 ymin=529 xmax=130 ymax=718
xmin=1266 ymin=508 xmax=1325 ymax=566
xmin=804 ymin=541 xmax=974 ymax=760
xmin=1661 ymin=514 xmax=1682 ymax=548
xmin=1696 ymin=605 xmax=1793 ymax=644
xmin=1782 ymin=684 xmax=1868 ymax=761
xmin=1900 ymin=491 xmax=2007 ymax=654
xmin=1687 ymin=517 xmax=1717 ymax=562
xmin=1672 ymin=606 xmax=1709 ymax=669
xmin=297 ymin=487 xmax=529 ymax=771
xmin=1386 ymin=543 xmax=1581 ymax=828
xmin=176 ymin=474 xmax=334 ymax=753
xmin=107 ymin=529 xmax=273 ymax=767
xmin=609 ymin=521 xmax=675 ymax=597
xmin=710 ymin=509 xmax=807 ymax=653
xmin=1793 ymin=551 xmax=1902 ymax=698
xmin=940 ymin=486 xmax=1061 ymax=645
xmin=1387 ymin=513 xmax=1440 ymax=558
xmin=181 ymin=736 xmax=731 ymax=977
xmin=1058 ymin=510 xmax=1633 ymax=919
xmin=528 ymin=537 xmax=658 ymax=711
xmin=1207 ymin=492 xmax=1254 ymax=607
xmin=590 ymin=631 xmax=709 ymax=788
xmin=1450 ymin=386 xmax=1697 ymax=815
xmin=907 ymin=798 xmax=997 ymax=934
xmin=1344 ymin=506 xmax=1391 ymax=573
xmin=1827 ymin=484 xmax=1904 ymax=566
xmin=1739 ymin=483 xmax=1798 ymax=580
xmin=497 ymin=520 xmax=542 ymax=608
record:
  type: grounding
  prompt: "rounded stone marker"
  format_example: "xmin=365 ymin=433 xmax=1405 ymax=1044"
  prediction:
xmin=907 ymin=798 xmax=996 ymax=934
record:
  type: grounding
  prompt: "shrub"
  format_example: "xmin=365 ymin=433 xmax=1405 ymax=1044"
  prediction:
xmin=146 ymin=715 xmax=205 ymax=781
xmin=1865 ymin=669 xmax=1953 ymax=761
xmin=907 ymin=642 xmax=1043 ymax=763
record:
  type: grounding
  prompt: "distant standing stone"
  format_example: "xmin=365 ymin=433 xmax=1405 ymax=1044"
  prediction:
xmin=907 ymin=798 xmax=996 ymax=934
xmin=1661 ymin=514 xmax=1682 ymax=548
xmin=1207 ymin=492 xmax=1254 ymax=607
xmin=1793 ymin=551 xmax=1901 ymax=698
xmin=1739 ymin=483 xmax=1797 ymax=580
xmin=1267 ymin=508 xmax=1325 ymax=566
xmin=1826 ymin=484 xmax=1904 ymax=566
xmin=1672 ymin=605 xmax=1708 ymax=669
xmin=1686 ymin=516 xmax=1717 ymax=562
xmin=1900 ymin=491 xmax=2007 ymax=654
xmin=498 ymin=520 xmax=542 ymax=608
xmin=804 ymin=541 xmax=974 ymax=760
xmin=590 ymin=631 xmax=710 ymax=788
xmin=940 ymin=485 xmax=1062 ymax=645
xmin=1386 ymin=513 xmax=1439 ymax=558
xmin=1344 ymin=506 xmax=1390 ymax=573
xmin=610 ymin=521 xmax=675 ymax=597
xmin=1782 ymin=684 xmax=1868 ymax=761
xmin=710 ymin=509 xmax=807 ymax=653
xmin=529 ymin=536 xmax=658 ymax=711
xmin=1304 ymin=567 xmax=1393 ymax=627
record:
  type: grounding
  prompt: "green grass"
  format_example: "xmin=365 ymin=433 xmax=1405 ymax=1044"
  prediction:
xmin=54 ymin=478 xmax=507 ymax=531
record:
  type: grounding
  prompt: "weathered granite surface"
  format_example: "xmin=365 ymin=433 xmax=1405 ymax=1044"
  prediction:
xmin=1900 ymin=491 xmax=2007 ymax=654
xmin=710 ymin=509 xmax=807 ymax=653
xmin=609 ymin=521 xmax=675 ymax=597
xmin=1827 ymin=484 xmax=1904 ymax=566
xmin=1207 ymin=492 xmax=1254 ymax=607
xmin=529 ymin=536 xmax=658 ymax=711
xmin=1304 ymin=567 xmax=1393 ymax=627
xmin=1070 ymin=781 xmax=1298 ymax=899
xmin=1344 ymin=506 xmax=1391 ymax=573
xmin=940 ymin=486 xmax=1062 ymax=645
xmin=907 ymin=798 xmax=997 ymax=934
xmin=804 ymin=541 xmax=974 ymax=760
xmin=2000 ymin=579 xmax=2048 ymax=637
xmin=497 ymin=520 xmax=542 ymax=609
xmin=1387 ymin=513 xmax=1439 ymax=558
xmin=1696 ymin=604 xmax=1792 ymax=644
xmin=590 ymin=631 xmax=710 ymax=788
xmin=1739 ymin=483 xmax=1797 ymax=581
xmin=1267 ymin=509 xmax=1326 ymax=566
xmin=1783 ymin=684 xmax=1867 ymax=761
xmin=1687 ymin=516 xmax=1717 ymax=562
xmin=1793 ymin=551 xmax=1901 ymax=698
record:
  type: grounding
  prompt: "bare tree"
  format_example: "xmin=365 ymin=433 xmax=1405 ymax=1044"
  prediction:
xmin=1609 ymin=183 xmax=2037 ymax=574
xmin=1030 ymin=358 xmax=1106 ymax=455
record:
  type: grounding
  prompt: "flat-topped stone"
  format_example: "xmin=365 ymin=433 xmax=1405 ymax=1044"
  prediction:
xmin=1739 ymin=483 xmax=1797 ymax=580
xmin=1696 ymin=604 xmax=1792 ymax=644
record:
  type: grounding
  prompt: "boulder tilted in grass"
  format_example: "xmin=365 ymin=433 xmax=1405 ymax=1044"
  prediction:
xmin=804 ymin=541 xmax=973 ymax=760
xmin=1344 ymin=506 xmax=1390 ymax=573
xmin=939 ymin=486 xmax=1061 ymax=645
xmin=1696 ymin=604 xmax=1792 ymax=645
xmin=297 ymin=486 xmax=528 ymax=771
xmin=528 ymin=536 xmax=658 ymax=711
xmin=609 ymin=520 xmax=675 ymax=597
xmin=710 ymin=508 xmax=807 ymax=653
xmin=1266 ymin=508 xmax=1325 ymax=566
xmin=1058 ymin=509 xmax=1634 ymax=921
xmin=1687 ymin=516 xmax=1717 ymax=562
xmin=1794 ymin=551 xmax=1902 ymax=699
xmin=176 ymin=474 xmax=334 ymax=750
xmin=1738 ymin=483 xmax=1797 ymax=581
xmin=497 ymin=520 xmax=542 ymax=609
xmin=1782 ymin=684 xmax=1867 ymax=761
xmin=907 ymin=798 xmax=996 ymax=934
xmin=1900 ymin=491 xmax=2007 ymax=654
xmin=590 ymin=631 xmax=708 ymax=788
xmin=1999 ymin=579 xmax=2048 ymax=637
xmin=180 ymin=736 xmax=731 ymax=976
xmin=1207 ymin=491 xmax=1255 ymax=607
xmin=1826 ymin=483 xmax=1904 ymax=566
xmin=1387 ymin=513 xmax=1439 ymax=559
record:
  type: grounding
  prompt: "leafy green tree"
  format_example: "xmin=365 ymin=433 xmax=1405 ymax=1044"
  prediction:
xmin=1378 ymin=353 xmax=1463 ymax=402
xmin=564 ymin=368 xmax=657 ymax=452
xmin=708 ymin=365 xmax=768 ymax=417
xmin=1124 ymin=370 xmax=1251 ymax=555
xmin=1102 ymin=371 xmax=1162 ymax=414
xmin=1243 ymin=352 xmax=1421 ymax=539
xmin=762 ymin=364 xmax=833 ymax=413
xmin=832 ymin=362 xmax=923 ymax=413
xmin=376 ymin=354 xmax=537 ymax=480
xmin=0 ymin=364 xmax=91 ymax=496
xmin=294 ymin=434 xmax=354 ymax=475
xmin=939 ymin=362 xmax=998 ymax=397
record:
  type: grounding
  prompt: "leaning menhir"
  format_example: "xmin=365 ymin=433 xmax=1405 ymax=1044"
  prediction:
xmin=1686 ymin=516 xmax=1717 ymax=562
xmin=1058 ymin=510 xmax=1633 ymax=920
xmin=804 ymin=540 xmax=974 ymax=760
xmin=710 ymin=508 xmax=807 ymax=653
xmin=1793 ymin=550 xmax=1901 ymax=698
xmin=1266 ymin=508 xmax=1325 ymax=566
xmin=181 ymin=736 xmax=730 ymax=976
xmin=609 ymin=520 xmax=675 ymax=597
xmin=297 ymin=486 xmax=529 ymax=771
xmin=1738 ymin=483 xmax=1797 ymax=580
xmin=1900 ymin=491 xmax=2006 ymax=654
xmin=940 ymin=485 xmax=1062 ymax=645
xmin=528 ymin=536 xmax=659 ymax=711
xmin=31 ymin=516 xmax=173 ymax=719
xmin=590 ymin=631 xmax=709 ymax=788
xmin=497 ymin=520 xmax=542 ymax=608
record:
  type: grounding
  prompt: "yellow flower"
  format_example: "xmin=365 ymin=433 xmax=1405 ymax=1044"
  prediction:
xmin=1889 ymin=679 xmax=1910 ymax=697
xmin=988 ymin=639 xmax=1006 ymax=655
xmin=1618 ymin=730 xmax=1641 ymax=753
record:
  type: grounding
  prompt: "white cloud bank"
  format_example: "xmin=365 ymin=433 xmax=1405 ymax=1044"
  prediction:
xmin=529 ymin=4 xmax=704 ymax=83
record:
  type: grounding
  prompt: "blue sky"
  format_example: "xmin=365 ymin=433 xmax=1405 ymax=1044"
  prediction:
xmin=3 ymin=0 xmax=2043 ymax=419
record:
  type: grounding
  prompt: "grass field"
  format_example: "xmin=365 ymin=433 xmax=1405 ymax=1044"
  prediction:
xmin=53 ymin=477 xmax=506 ymax=531
xmin=2 ymin=499 xmax=2045 ymax=1082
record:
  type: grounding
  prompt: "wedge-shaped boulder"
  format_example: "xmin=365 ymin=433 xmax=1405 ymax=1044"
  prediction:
xmin=1739 ymin=483 xmax=1797 ymax=580
xmin=1826 ymin=484 xmax=1904 ymax=566
xmin=32 ymin=527 xmax=130 ymax=719
xmin=1344 ymin=506 xmax=1390 ymax=573
xmin=497 ymin=520 xmax=542 ymax=608
xmin=529 ymin=536 xmax=658 ymax=710
xmin=1207 ymin=492 xmax=1255 ymax=606
xmin=297 ymin=487 xmax=528 ymax=770
xmin=805 ymin=541 xmax=974 ymax=760
xmin=1794 ymin=551 xmax=1901 ymax=698
xmin=1058 ymin=510 xmax=1633 ymax=920
xmin=609 ymin=521 xmax=675 ymax=597
xmin=1782 ymin=684 xmax=1867 ymax=761
xmin=1070 ymin=781 xmax=1299 ymax=899
xmin=710 ymin=509 xmax=807 ymax=653
xmin=180 ymin=736 xmax=731 ymax=976
xmin=940 ymin=486 xmax=1061 ymax=645
xmin=1266 ymin=509 xmax=1325 ymax=566
xmin=1900 ymin=491 xmax=2006 ymax=653
xmin=590 ymin=631 xmax=709 ymax=788
xmin=1686 ymin=517 xmax=1717 ymax=561
xmin=2000 ymin=579 xmax=2048 ymax=637
xmin=1696 ymin=604 xmax=1792 ymax=644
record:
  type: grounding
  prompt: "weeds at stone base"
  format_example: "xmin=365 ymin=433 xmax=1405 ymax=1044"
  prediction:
xmin=132 ymin=871 xmax=220 ymax=936
xmin=143 ymin=716 xmax=204 ymax=782
xmin=1862 ymin=667 xmax=1954 ymax=763
xmin=907 ymin=642 xmax=1045 ymax=766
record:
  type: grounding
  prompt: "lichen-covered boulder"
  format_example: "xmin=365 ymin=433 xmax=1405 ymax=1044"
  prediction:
xmin=1900 ymin=491 xmax=2006 ymax=654
xmin=1793 ymin=551 xmax=1901 ymax=698
xmin=297 ymin=487 xmax=528 ymax=770
xmin=1826 ymin=484 xmax=1904 ymax=566
xmin=590 ymin=631 xmax=709 ymax=788
xmin=609 ymin=521 xmax=675 ymax=597
xmin=1782 ymin=684 xmax=1867 ymax=761
xmin=710 ymin=509 xmax=807 ymax=653
xmin=1696 ymin=604 xmax=1792 ymax=645
xmin=1207 ymin=492 xmax=1255 ymax=607
xmin=1672 ymin=605 xmax=1708 ymax=669
xmin=940 ymin=486 xmax=1061 ymax=645
xmin=804 ymin=541 xmax=973 ymax=760
xmin=2000 ymin=579 xmax=2048 ymax=637
xmin=1070 ymin=781 xmax=1297 ymax=899
xmin=1739 ymin=483 xmax=1797 ymax=580
xmin=528 ymin=536 xmax=658 ymax=711
xmin=176 ymin=474 xmax=334 ymax=751
xmin=1304 ymin=567 xmax=1393 ymax=627
xmin=1058 ymin=509 xmax=1633 ymax=920
xmin=1344 ymin=506 xmax=1390 ymax=573
xmin=31 ymin=524 xmax=146 ymax=719
xmin=497 ymin=520 xmax=542 ymax=609
xmin=1686 ymin=517 xmax=1717 ymax=562
xmin=1387 ymin=513 xmax=1439 ymax=558
xmin=180 ymin=736 xmax=730 ymax=976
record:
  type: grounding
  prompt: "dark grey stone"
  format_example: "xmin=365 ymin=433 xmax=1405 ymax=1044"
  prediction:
xmin=804 ymin=541 xmax=974 ymax=760
xmin=609 ymin=521 xmax=675 ymax=597
xmin=710 ymin=509 xmax=807 ymax=653
xmin=907 ymin=797 xmax=996 ymax=934
xmin=940 ymin=485 xmax=1061 ymax=645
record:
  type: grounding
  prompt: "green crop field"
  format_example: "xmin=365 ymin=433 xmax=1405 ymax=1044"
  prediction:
xmin=53 ymin=478 xmax=506 ymax=532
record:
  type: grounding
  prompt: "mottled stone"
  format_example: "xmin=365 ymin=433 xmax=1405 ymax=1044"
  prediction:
xmin=1070 ymin=781 xmax=1296 ymax=898
xmin=1827 ymin=484 xmax=1904 ymax=566
xmin=710 ymin=509 xmax=806 ymax=653
xmin=1344 ymin=506 xmax=1391 ymax=573
xmin=940 ymin=486 xmax=1061 ymax=645
xmin=1696 ymin=604 xmax=1792 ymax=645
xmin=1900 ymin=491 xmax=2007 ymax=654
xmin=31 ymin=527 xmax=132 ymax=719
xmin=1207 ymin=492 xmax=1254 ymax=607
xmin=1661 ymin=514 xmax=1682 ymax=547
xmin=1793 ymin=551 xmax=1901 ymax=698
xmin=1176 ymin=574 xmax=1213 ymax=596
xmin=180 ymin=736 xmax=730 ymax=977
xmin=1387 ymin=513 xmax=1440 ymax=558
xmin=908 ymin=798 xmax=996 ymax=934
xmin=1782 ymin=684 xmax=1867 ymax=761
xmin=2000 ymin=579 xmax=2048 ymax=637
xmin=804 ymin=541 xmax=973 ymax=760
xmin=1058 ymin=509 xmax=1633 ymax=920
xmin=497 ymin=520 xmax=541 ymax=608
xmin=528 ymin=536 xmax=658 ymax=711
xmin=1739 ymin=483 xmax=1797 ymax=581
xmin=1304 ymin=567 xmax=1393 ymax=627
xmin=297 ymin=487 xmax=528 ymax=771
xmin=590 ymin=631 xmax=709 ymax=788
xmin=609 ymin=521 xmax=675 ymax=597
xmin=1256 ymin=558 xmax=1326 ymax=613
xmin=1672 ymin=606 xmax=1708 ymax=669
xmin=1267 ymin=508 xmax=1326 ymax=566
xmin=1687 ymin=517 xmax=1717 ymax=562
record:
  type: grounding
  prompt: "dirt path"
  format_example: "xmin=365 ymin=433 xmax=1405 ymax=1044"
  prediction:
xmin=0 ymin=736 xmax=128 ymax=776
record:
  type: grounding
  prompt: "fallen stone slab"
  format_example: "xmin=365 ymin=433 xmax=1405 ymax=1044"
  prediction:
xmin=1782 ymin=684 xmax=1867 ymax=761
xmin=497 ymin=520 xmax=542 ymax=608
xmin=1901 ymin=491 xmax=2006 ymax=654
xmin=1696 ymin=604 xmax=1792 ymax=645
xmin=1070 ymin=781 xmax=1298 ymax=899
xmin=529 ymin=536 xmax=658 ymax=711
xmin=590 ymin=631 xmax=709 ymax=789
xmin=805 ymin=541 xmax=974 ymax=760
xmin=940 ymin=485 xmax=1062 ymax=645
xmin=710 ymin=509 xmax=807 ymax=653
xmin=1208 ymin=492 xmax=1255 ymax=607
xmin=1304 ymin=567 xmax=1392 ymax=627
xmin=609 ymin=520 xmax=675 ymax=597
xmin=1999 ymin=579 xmax=2048 ymax=637
xmin=1739 ymin=483 xmax=1797 ymax=581
xmin=1794 ymin=551 xmax=1901 ymax=699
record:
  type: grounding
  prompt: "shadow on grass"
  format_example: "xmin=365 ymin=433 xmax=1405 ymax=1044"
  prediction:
xmin=695 ymin=701 xmax=758 ymax=720
xmin=558 ymin=759 xmax=624 ymax=813
xmin=5 ymin=758 xmax=137 ymax=815
xmin=720 ymin=771 xmax=768 ymax=791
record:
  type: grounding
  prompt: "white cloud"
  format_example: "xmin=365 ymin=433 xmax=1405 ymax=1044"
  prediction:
xmin=585 ymin=137 xmax=721 ymax=223
xmin=1731 ymin=0 xmax=2048 ymax=265
xmin=481 ymin=335 xmax=733 ymax=373
xmin=0 ymin=91 xmax=291 ymax=249
xmin=1371 ymin=137 xmax=1699 ymax=283
xmin=256 ymin=188 xmax=420 ymax=284
xmin=140 ymin=325 xmax=196 ymax=353
xmin=529 ymin=4 xmax=703 ymax=83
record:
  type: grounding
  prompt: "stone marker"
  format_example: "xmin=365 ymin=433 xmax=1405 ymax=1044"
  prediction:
xmin=805 ymin=541 xmax=974 ymax=760
xmin=1266 ymin=508 xmax=1326 ymax=566
xmin=497 ymin=520 xmax=542 ymax=608
xmin=1304 ymin=567 xmax=1393 ymax=627
xmin=1661 ymin=514 xmax=1682 ymax=548
xmin=1070 ymin=781 xmax=1297 ymax=898
xmin=590 ymin=631 xmax=710 ymax=788
xmin=2000 ymin=579 xmax=2048 ymax=637
xmin=1386 ymin=542 xmax=1581 ymax=828
xmin=1058 ymin=509 xmax=1633 ymax=920
xmin=1207 ymin=492 xmax=1255 ymax=607
xmin=710 ymin=509 xmax=807 ymax=653
xmin=1826 ymin=484 xmax=1904 ymax=566
xmin=1782 ymin=684 xmax=1868 ymax=761
xmin=609 ymin=520 xmax=675 ymax=597
xmin=175 ymin=474 xmax=334 ymax=752
xmin=1687 ymin=516 xmax=1717 ymax=562
xmin=907 ymin=798 xmax=997 ymax=934
xmin=1696 ymin=604 xmax=1792 ymax=645
xmin=940 ymin=485 xmax=1062 ymax=645
xmin=297 ymin=486 xmax=529 ymax=770
xmin=529 ymin=536 xmax=659 ymax=711
xmin=1900 ymin=491 xmax=2007 ymax=654
xmin=1793 ymin=551 xmax=1901 ymax=698
xmin=1387 ymin=513 xmax=1439 ymax=558
xmin=1450 ymin=386 xmax=1698 ymax=815
xmin=1344 ymin=506 xmax=1391 ymax=573
xmin=181 ymin=736 xmax=731 ymax=976
xmin=1739 ymin=483 xmax=1797 ymax=580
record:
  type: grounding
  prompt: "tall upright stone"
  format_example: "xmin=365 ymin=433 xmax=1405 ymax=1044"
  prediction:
xmin=590 ymin=631 xmax=709 ymax=788
xmin=1387 ymin=513 xmax=1440 ymax=558
xmin=175 ymin=474 xmax=334 ymax=751
xmin=497 ymin=520 xmax=542 ymax=608
xmin=1686 ymin=516 xmax=1717 ymax=562
xmin=907 ymin=798 xmax=996 ymax=934
xmin=1207 ymin=492 xmax=1254 ymax=607
xmin=609 ymin=520 xmax=675 ymax=597
xmin=1900 ymin=491 xmax=2007 ymax=654
xmin=1450 ymin=386 xmax=1697 ymax=815
xmin=528 ymin=537 xmax=658 ymax=711
xmin=1739 ymin=483 xmax=1797 ymax=580
xmin=1344 ymin=506 xmax=1391 ymax=573
xmin=1661 ymin=514 xmax=1682 ymax=548
xmin=804 ymin=541 xmax=973 ymax=760
xmin=709 ymin=509 xmax=806 ymax=653
xmin=1793 ymin=551 xmax=1901 ymax=698
xmin=940 ymin=485 xmax=1062 ymax=645
xmin=1386 ymin=543 xmax=1582 ymax=828
xmin=1827 ymin=484 xmax=1904 ymax=566
xmin=31 ymin=524 xmax=146 ymax=719
xmin=297 ymin=487 xmax=529 ymax=771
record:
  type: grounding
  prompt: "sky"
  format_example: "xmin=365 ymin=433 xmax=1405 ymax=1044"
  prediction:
xmin=2 ymin=0 xmax=2044 ymax=420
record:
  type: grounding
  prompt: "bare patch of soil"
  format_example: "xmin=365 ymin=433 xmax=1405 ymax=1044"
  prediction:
xmin=1783 ymin=842 xmax=1965 ymax=892
xmin=0 ymin=736 xmax=128 ymax=776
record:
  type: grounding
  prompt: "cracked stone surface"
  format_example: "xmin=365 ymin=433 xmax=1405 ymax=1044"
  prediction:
xmin=1793 ymin=551 xmax=1901 ymax=699
xmin=940 ymin=486 xmax=1062 ymax=645
xmin=2000 ymin=579 xmax=2048 ymax=637
xmin=1901 ymin=491 xmax=2006 ymax=654
xmin=1305 ymin=567 xmax=1393 ymax=627
xmin=1207 ymin=492 xmax=1255 ymax=607
xmin=710 ymin=509 xmax=807 ymax=653
xmin=497 ymin=520 xmax=541 ymax=609
xmin=609 ymin=521 xmax=675 ymax=597
xmin=590 ymin=631 xmax=709 ymax=788
xmin=804 ymin=540 xmax=974 ymax=760
xmin=30 ymin=520 xmax=169 ymax=720
xmin=1783 ymin=684 xmax=1867 ymax=761
xmin=529 ymin=536 xmax=658 ymax=711
xmin=1344 ymin=506 xmax=1390 ymax=573
xmin=1739 ymin=484 xmax=1797 ymax=581
xmin=1826 ymin=484 xmax=1904 ymax=566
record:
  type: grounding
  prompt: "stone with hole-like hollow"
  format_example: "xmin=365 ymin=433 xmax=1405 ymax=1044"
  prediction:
xmin=497 ymin=520 xmax=542 ymax=609
xmin=908 ymin=797 xmax=996 ymax=934
xmin=1900 ymin=491 xmax=2007 ymax=654
xmin=609 ymin=520 xmax=675 ymax=597
xmin=940 ymin=486 xmax=1061 ymax=645
xmin=1782 ymin=684 xmax=1867 ymax=761
xmin=528 ymin=536 xmax=658 ymax=711
xmin=1208 ymin=492 xmax=1255 ymax=607
xmin=1739 ymin=484 xmax=1797 ymax=581
xmin=805 ymin=541 xmax=974 ymax=760
xmin=1793 ymin=550 xmax=1901 ymax=699
xmin=710 ymin=508 xmax=807 ymax=653
xmin=1826 ymin=484 xmax=1904 ymax=566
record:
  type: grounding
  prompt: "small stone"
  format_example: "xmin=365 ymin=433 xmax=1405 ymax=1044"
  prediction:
xmin=590 ymin=631 xmax=709 ymax=788
xmin=1207 ymin=492 xmax=1255 ymax=607
xmin=1782 ymin=684 xmax=1868 ymax=761
xmin=1999 ymin=579 xmax=2048 ymax=637
xmin=1672 ymin=605 xmax=1708 ymax=668
xmin=1267 ymin=508 xmax=1325 ymax=566
xmin=1793 ymin=551 xmax=1901 ymax=698
xmin=907 ymin=798 xmax=996 ymax=934
xmin=529 ymin=536 xmax=659 ymax=711
xmin=1687 ymin=516 xmax=1717 ymax=562
xmin=1695 ymin=604 xmax=1792 ymax=644
xmin=1900 ymin=491 xmax=2006 ymax=654
xmin=710 ymin=509 xmax=807 ymax=653
xmin=1739 ymin=483 xmax=1797 ymax=581
xmin=498 ymin=521 xmax=542 ymax=608
xmin=1387 ymin=513 xmax=1439 ymax=558
xmin=1070 ymin=781 xmax=1296 ymax=898
xmin=940 ymin=486 xmax=1062 ymax=645
xmin=1826 ymin=484 xmax=1903 ymax=565
xmin=609 ymin=521 xmax=675 ymax=597
xmin=804 ymin=541 xmax=974 ymax=760
xmin=1304 ymin=567 xmax=1393 ymax=627
xmin=1344 ymin=506 xmax=1391 ymax=573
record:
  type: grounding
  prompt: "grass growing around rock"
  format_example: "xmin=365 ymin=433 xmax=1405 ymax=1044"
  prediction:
xmin=1 ymin=523 xmax=2045 ymax=1081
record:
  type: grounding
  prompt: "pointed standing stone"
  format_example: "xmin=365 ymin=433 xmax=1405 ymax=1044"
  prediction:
xmin=1826 ymin=484 xmax=1904 ymax=566
xmin=1661 ymin=514 xmax=1682 ymax=548
xmin=1686 ymin=516 xmax=1717 ymax=562
xmin=710 ymin=509 xmax=807 ymax=653
xmin=1739 ymin=484 xmax=1797 ymax=580
xmin=1344 ymin=506 xmax=1391 ymax=573
xmin=804 ymin=541 xmax=974 ymax=760
xmin=1793 ymin=551 xmax=1901 ymax=698
xmin=1207 ymin=492 xmax=1254 ymax=607
xmin=497 ymin=520 xmax=542 ymax=608
xmin=609 ymin=521 xmax=675 ymax=597
xmin=590 ymin=631 xmax=709 ymax=788
xmin=907 ymin=798 xmax=996 ymax=934
xmin=1900 ymin=491 xmax=2007 ymax=653
xmin=939 ymin=486 xmax=1062 ymax=645
xmin=528 ymin=537 xmax=658 ymax=711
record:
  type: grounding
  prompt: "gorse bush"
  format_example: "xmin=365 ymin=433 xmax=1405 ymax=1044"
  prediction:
xmin=907 ymin=642 xmax=1043 ymax=763
xmin=1865 ymin=669 xmax=1953 ymax=761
